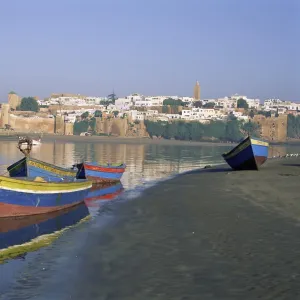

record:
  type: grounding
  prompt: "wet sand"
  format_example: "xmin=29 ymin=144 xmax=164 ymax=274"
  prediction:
xmin=70 ymin=158 xmax=300 ymax=300
xmin=2 ymin=158 xmax=300 ymax=300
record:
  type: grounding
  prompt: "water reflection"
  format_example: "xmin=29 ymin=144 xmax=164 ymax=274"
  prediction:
xmin=0 ymin=203 xmax=89 ymax=263
xmin=84 ymin=183 xmax=124 ymax=216
xmin=0 ymin=140 xmax=230 ymax=189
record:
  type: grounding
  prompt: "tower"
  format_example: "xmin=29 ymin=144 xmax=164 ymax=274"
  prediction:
xmin=193 ymin=81 xmax=200 ymax=100
xmin=8 ymin=91 xmax=21 ymax=110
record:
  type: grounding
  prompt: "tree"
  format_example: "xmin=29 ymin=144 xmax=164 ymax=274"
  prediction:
xmin=94 ymin=110 xmax=102 ymax=118
xmin=19 ymin=97 xmax=39 ymax=112
xmin=193 ymin=101 xmax=202 ymax=108
xmin=81 ymin=111 xmax=89 ymax=119
xmin=203 ymin=102 xmax=215 ymax=108
xmin=242 ymin=121 xmax=260 ymax=137
xmin=113 ymin=111 xmax=119 ymax=117
xmin=107 ymin=93 xmax=117 ymax=103
xmin=249 ymin=110 xmax=255 ymax=118
xmin=237 ymin=98 xmax=249 ymax=109
xmin=275 ymin=109 xmax=279 ymax=118
xmin=163 ymin=98 xmax=183 ymax=106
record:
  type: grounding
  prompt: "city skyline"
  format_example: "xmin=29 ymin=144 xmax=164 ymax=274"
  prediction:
xmin=0 ymin=0 xmax=299 ymax=101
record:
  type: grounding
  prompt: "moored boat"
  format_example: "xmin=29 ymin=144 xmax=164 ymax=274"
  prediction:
xmin=222 ymin=136 xmax=269 ymax=170
xmin=8 ymin=157 xmax=77 ymax=182
xmin=74 ymin=162 xmax=126 ymax=183
xmin=0 ymin=176 xmax=92 ymax=218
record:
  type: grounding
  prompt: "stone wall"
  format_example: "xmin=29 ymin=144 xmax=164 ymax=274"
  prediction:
xmin=64 ymin=122 xmax=73 ymax=135
xmin=95 ymin=118 xmax=128 ymax=136
xmin=55 ymin=116 xmax=65 ymax=134
xmin=252 ymin=114 xmax=288 ymax=142
xmin=9 ymin=114 xmax=55 ymax=133
xmin=0 ymin=104 xmax=10 ymax=127
xmin=94 ymin=118 xmax=148 ymax=137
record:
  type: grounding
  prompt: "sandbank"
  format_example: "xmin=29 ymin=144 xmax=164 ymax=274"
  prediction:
xmin=70 ymin=157 xmax=300 ymax=299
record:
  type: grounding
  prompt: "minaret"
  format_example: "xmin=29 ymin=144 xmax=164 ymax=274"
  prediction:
xmin=193 ymin=81 xmax=200 ymax=100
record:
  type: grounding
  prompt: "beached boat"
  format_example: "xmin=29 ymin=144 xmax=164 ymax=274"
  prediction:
xmin=222 ymin=136 xmax=269 ymax=170
xmin=0 ymin=202 xmax=89 ymax=253
xmin=8 ymin=157 xmax=77 ymax=182
xmin=0 ymin=176 xmax=92 ymax=218
xmin=74 ymin=162 xmax=126 ymax=183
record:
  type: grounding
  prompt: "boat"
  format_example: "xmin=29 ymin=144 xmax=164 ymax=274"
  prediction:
xmin=74 ymin=162 xmax=126 ymax=183
xmin=0 ymin=176 xmax=92 ymax=217
xmin=32 ymin=138 xmax=41 ymax=145
xmin=18 ymin=136 xmax=41 ymax=148
xmin=0 ymin=202 xmax=89 ymax=262
xmin=222 ymin=136 xmax=269 ymax=170
xmin=8 ymin=157 xmax=77 ymax=182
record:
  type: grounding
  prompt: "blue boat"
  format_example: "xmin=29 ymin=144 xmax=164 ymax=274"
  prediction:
xmin=0 ymin=175 xmax=92 ymax=218
xmin=222 ymin=136 xmax=269 ymax=170
xmin=7 ymin=157 xmax=77 ymax=182
xmin=75 ymin=162 xmax=126 ymax=183
xmin=0 ymin=202 xmax=89 ymax=261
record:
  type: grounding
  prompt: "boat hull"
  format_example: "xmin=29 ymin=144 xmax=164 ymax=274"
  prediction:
xmin=8 ymin=157 xmax=77 ymax=181
xmin=0 ymin=176 xmax=92 ymax=218
xmin=76 ymin=163 xmax=126 ymax=183
xmin=222 ymin=137 xmax=269 ymax=170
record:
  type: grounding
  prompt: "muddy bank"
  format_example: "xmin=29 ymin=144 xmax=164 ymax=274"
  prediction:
xmin=2 ymin=158 xmax=300 ymax=299
xmin=70 ymin=158 xmax=300 ymax=300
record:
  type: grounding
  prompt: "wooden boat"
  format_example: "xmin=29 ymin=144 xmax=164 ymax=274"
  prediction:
xmin=74 ymin=162 xmax=126 ymax=183
xmin=222 ymin=136 xmax=269 ymax=170
xmin=0 ymin=176 xmax=92 ymax=217
xmin=8 ymin=157 xmax=77 ymax=182
xmin=0 ymin=202 xmax=89 ymax=251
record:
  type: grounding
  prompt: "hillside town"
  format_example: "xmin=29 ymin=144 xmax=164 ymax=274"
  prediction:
xmin=0 ymin=82 xmax=299 ymax=142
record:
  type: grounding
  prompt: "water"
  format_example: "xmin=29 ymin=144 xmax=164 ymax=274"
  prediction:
xmin=0 ymin=140 xmax=299 ymax=299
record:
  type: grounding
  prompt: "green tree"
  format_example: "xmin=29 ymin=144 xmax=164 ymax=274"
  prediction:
xmin=73 ymin=120 xmax=89 ymax=135
xmin=193 ymin=101 xmax=202 ymax=108
xmin=81 ymin=111 xmax=89 ymax=119
xmin=163 ymin=98 xmax=183 ymax=106
xmin=94 ymin=110 xmax=102 ymax=118
xmin=242 ymin=121 xmax=260 ymax=137
xmin=18 ymin=97 xmax=39 ymax=112
xmin=113 ymin=111 xmax=119 ymax=117
xmin=249 ymin=110 xmax=255 ymax=118
xmin=237 ymin=98 xmax=249 ymax=109
xmin=203 ymin=102 xmax=215 ymax=108
xmin=107 ymin=93 xmax=117 ymax=103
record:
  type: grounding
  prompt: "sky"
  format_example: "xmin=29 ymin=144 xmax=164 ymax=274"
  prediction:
xmin=0 ymin=0 xmax=299 ymax=101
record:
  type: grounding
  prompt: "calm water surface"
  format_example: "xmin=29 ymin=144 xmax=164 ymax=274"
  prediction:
xmin=0 ymin=140 xmax=298 ymax=299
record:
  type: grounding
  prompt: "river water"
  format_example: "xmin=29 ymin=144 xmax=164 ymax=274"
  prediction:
xmin=0 ymin=140 xmax=298 ymax=299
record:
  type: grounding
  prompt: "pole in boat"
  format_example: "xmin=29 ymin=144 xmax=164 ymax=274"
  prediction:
xmin=17 ymin=136 xmax=33 ymax=157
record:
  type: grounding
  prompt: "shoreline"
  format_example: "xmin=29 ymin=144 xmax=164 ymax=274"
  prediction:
xmin=70 ymin=157 xmax=300 ymax=299
xmin=1 ymin=158 xmax=300 ymax=299
xmin=0 ymin=133 xmax=234 ymax=147
xmin=1 ymin=132 xmax=300 ymax=147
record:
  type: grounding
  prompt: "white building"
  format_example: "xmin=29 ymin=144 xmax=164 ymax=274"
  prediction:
xmin=115 ymin=98 xmax=133 ymax=110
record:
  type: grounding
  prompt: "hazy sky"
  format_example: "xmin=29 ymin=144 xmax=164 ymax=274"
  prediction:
xmin=0 ymin=0 xmax=299 ymax=101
